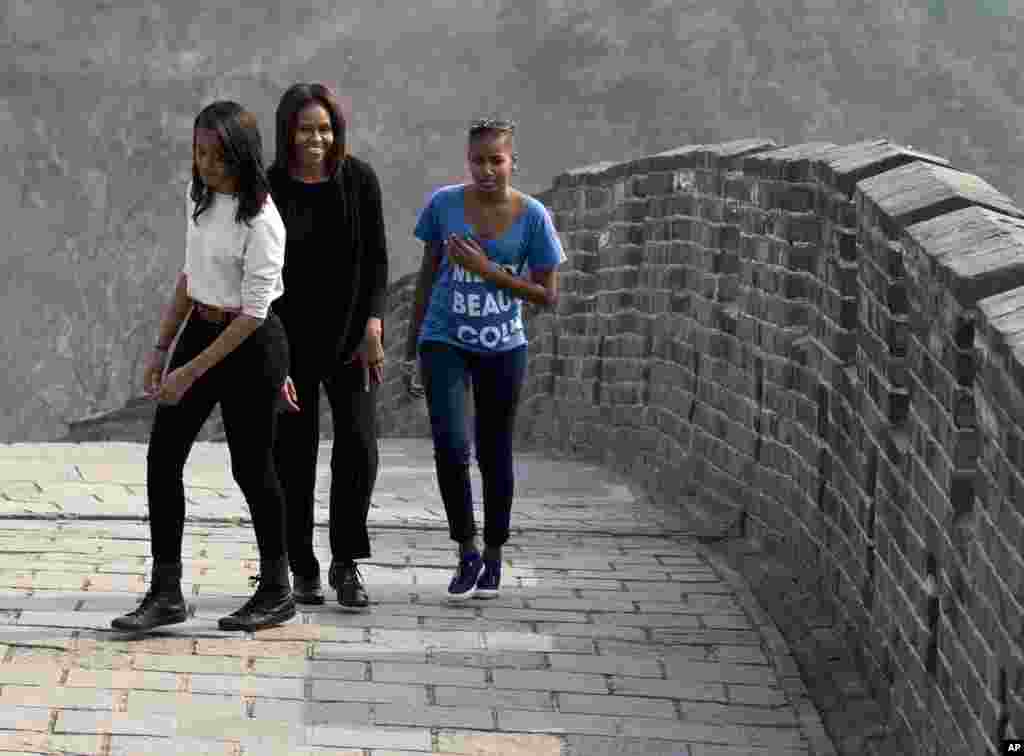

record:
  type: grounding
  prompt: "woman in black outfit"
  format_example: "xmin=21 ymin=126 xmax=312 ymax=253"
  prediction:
xmin=268 ymin=82 xmax=388 ymax=610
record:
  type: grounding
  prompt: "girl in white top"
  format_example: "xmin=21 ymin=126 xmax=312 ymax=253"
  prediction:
xmin=111 ymin=100 xmax=296 ymax=633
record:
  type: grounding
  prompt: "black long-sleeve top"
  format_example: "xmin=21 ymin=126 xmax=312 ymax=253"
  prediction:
xmin=268 ymin=155 xmax=388 ymax=365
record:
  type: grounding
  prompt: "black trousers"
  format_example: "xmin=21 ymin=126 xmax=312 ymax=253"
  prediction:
xmin=146 ymin=311 xmax=289 ymax=565
xmin=272 ymin=334 xmax=378 ymax=578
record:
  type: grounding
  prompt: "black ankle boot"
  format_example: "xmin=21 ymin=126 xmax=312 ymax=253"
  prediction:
xmin=111 ymin=562 xmax=188 ymax=632
xmin=218 ymin=556 xmax=296 ymax=631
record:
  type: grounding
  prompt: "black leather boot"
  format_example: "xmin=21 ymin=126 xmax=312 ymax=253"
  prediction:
xmin=292 ymin=570 xmax=325 ymax=605
xmin=111 ymin=562 xmax=188 ymax=632
xmin=218 ymin=556 xmax=296 ymax=631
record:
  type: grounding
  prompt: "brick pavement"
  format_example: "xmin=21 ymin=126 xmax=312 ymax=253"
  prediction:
xmin=0 ymin=439 xmax=836 ymax=755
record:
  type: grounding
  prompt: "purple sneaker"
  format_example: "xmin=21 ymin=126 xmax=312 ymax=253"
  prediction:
xmin=474 ymin=560 xmax=501 ymax=599
xmin=448 ymin=552 xmax=483 ymax=601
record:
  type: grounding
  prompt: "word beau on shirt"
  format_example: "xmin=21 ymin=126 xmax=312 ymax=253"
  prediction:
xmin=449 ymin=262 xmax=524 ymax=349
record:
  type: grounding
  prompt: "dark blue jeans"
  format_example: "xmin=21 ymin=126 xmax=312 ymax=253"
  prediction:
xmin=418 ymin=341 xmax=528 ymax=548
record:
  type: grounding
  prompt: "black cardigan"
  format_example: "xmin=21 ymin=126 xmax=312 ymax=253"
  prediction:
xmin=268 ymin=155 xmax=389 ymax=364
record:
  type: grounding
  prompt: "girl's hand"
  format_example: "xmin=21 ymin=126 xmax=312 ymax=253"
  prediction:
xmin=363 ymin=325 xmax=385 ymax=387
xmin=446 ymin=233 xmax=493 ymax=278
xmin=278 ymin=376 xmax=301 ymax=413
xmin=401 ymin=359 xmax=425 ymax=399
xmin=143 ymin=349 xmax=168 ymax=397
xmin=156 ymin=365 xmax=198 ymax=405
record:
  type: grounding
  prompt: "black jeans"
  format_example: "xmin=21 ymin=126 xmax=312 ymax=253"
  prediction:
xmin=146 ymin=311 xmax=289 ymax=565
xmin=418 ymin=341 xmax=527 ymax=549
xmin=272 ymin=335 xmax=378 ymax=578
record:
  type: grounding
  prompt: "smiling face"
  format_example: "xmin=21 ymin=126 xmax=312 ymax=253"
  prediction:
xmin=467 ymin=131 xmax=514 ymax=195
xmin=194 ymin=127 xmax=237 ymax=194
xmin=292 ymin=102 xmax=335 ymax=177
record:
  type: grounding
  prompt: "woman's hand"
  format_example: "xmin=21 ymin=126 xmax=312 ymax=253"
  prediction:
xmin=156 ymin=364 xmax=198 ymax=405
xmin=278 ymin=376 xmax=301 ymax=413
xmin=445 ymin=234 xmax=494 ymax=278
xmin=351 ymin=318 xmax=385 ymax=390
xmin=143 ymin=349 xmax=168 ymax=397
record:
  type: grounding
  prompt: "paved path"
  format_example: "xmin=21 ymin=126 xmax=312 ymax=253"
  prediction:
xmin=0 ymin=439 xmax=834 ymax=756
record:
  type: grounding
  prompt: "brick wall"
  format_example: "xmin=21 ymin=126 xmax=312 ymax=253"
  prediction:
xmin=380 ymin=137 xmax=1024 ymax=755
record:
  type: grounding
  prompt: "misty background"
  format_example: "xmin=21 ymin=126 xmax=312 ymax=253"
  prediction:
xmin=2 ymin=0 xmax=1022 ymax=441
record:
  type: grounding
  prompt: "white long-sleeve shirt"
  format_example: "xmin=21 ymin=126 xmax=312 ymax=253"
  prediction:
xmin=182 ymin=181 xmax=285 ymax=319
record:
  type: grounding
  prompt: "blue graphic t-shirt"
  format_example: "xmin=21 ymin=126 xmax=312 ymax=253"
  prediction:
xmin=413 ymin=184 xmax=564 ymax=354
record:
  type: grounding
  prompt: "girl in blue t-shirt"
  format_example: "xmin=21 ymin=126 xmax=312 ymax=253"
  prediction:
xmin=405 ymin=118 xmax=564 ymax=601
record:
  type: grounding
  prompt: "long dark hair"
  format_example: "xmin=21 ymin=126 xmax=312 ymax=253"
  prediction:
xmin=271 ymin=82 xmax=348 ymax=179
xmin=190 ymin=101 xmax=271 ymax=226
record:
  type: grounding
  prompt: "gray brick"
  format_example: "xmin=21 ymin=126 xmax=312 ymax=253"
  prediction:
xmin=548 ymin=652 xmax=662 ymax=677
xmin=483 ymin=631 xmax=595 ymax=653
xmin=418 ymin=616 xmax=531 ymax=633
xmin=16 ymin=611 xmax=112 ymax=630
xmin=371 ymin=662 xmax=486 ymax=687
xmin=493 ymin=669 xmax=608 ymax=694
xmin=688 ymin=745 xmax=810 ymax=756
xmin=651 ymin=629 xmax=762 ymax=645
xmin=595 ymin=612 xmax=702 ymax=628
xmin=55 ymin=710 xmax=177 ymax=737
xmin=374 ymin=703 xmax=495 ymax=729
xmin=260 ymin=658 xmax=365 ymax=680
xmin=478 ymin=606 xmax=589 ymax=623
xmin=0 ymin=704 xmax=52 ymax=731
xmin=664 ymin=660 xmax=778 ymax=686
xmin=621 ymin=718 xmax=806 ymax=749
xmin=611 ymin=676 xmax=727 ymax=702
xmin=558 ymin=692 xmax=677 ymax=718
xmin=314 ymin=642 xmax=427 ymax=663
xmin=678 ymin=699 xmax=802 ymax=727
xmin=248 ymin=699 xmax=372 ymax=725
xmin=368 ymin=628 xmax=484 ymax=651
xmin=497 ymin=708 xmax=619 ymax=735
xmin=726 ymin=684 xmax=789 ymax=707
xmin=430 ymin=650 xmax=548 ymax=669
xmin=312 ymin=679 xmax=428 ymax=706
xmin=534 ymin=623 xmax=647 ymax=642
xmin=189 ymin=673 xmax=304 ymax=698
xmin=434 ymin=685 xmax=553 ymax=711
xmin=308 ymin=723 xmax=431 ymax=751
xmin=109 ymin=735 xmax=235 ymax=755
xmin=530 ymin=597 xmax=639 ymax=613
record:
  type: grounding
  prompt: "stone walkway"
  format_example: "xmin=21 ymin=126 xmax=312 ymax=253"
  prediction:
xmin=0 ymin=439 xmax=835 ymax=756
